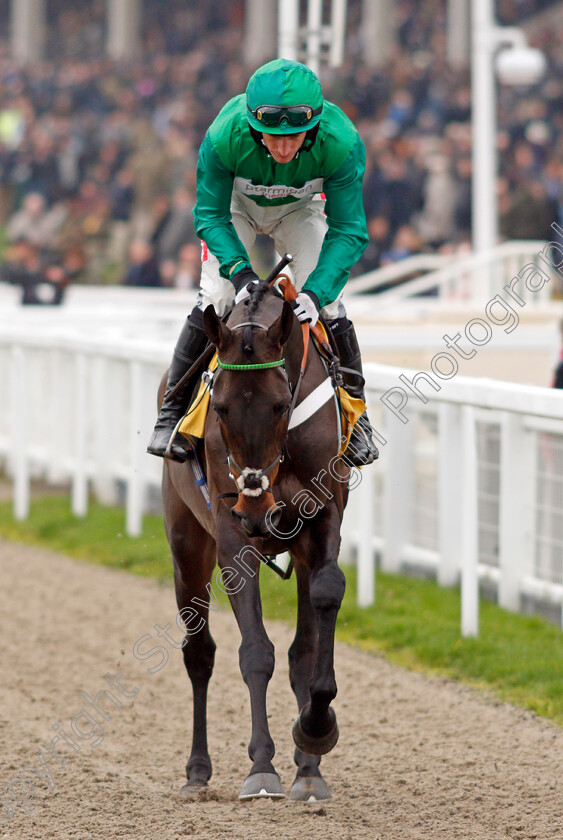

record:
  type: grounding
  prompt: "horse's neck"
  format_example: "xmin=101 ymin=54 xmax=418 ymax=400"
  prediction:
xmin=286 ymin=317 xmax=307 ymax=382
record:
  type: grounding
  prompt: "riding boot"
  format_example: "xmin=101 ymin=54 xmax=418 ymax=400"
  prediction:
xmin=328 ymin=317 xmax=379 ymax=466
xmin=147 ymin=308 xmax=209 ymax=462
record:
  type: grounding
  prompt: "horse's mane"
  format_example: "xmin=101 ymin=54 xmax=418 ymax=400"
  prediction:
xmin=247 ymin=279 xmax=270 ymax=317
xmin=242 ymin=280 xmax=272 ymax=355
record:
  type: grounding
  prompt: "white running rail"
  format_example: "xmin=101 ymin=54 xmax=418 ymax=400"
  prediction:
xmin=347 ymin=240 xmax=557 ymax=305
xmin=1 ymin=328 xmax=562 ymax=635
xmin=342 ymin=362 xmax=563 ymax=633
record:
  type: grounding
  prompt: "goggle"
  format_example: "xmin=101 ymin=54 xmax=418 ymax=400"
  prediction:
xmin=248 ymin=104 xmax=322 ymax=128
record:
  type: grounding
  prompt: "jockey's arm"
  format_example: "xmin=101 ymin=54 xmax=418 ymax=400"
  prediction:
xmin=193 ymin=132 xmax=253 ymax=281
xmin=301 ymin=135 xmax=369 ymax=310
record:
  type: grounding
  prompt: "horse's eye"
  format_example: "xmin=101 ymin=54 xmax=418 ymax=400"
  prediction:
xmin=213 ymin=403 xmax=228 ymax=418
xmin=273 ymin=402 xmax=290 ymax=415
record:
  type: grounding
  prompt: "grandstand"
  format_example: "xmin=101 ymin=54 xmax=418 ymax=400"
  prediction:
xmin=0 ymin=0 xmax=560 ymax=289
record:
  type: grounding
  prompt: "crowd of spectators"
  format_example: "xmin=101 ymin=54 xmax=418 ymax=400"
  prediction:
xmin=0 ymin=0 xmax=561 ymax=297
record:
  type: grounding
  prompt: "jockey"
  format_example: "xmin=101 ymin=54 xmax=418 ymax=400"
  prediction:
xmin=148 ymin=58 xmax=379 ymax=466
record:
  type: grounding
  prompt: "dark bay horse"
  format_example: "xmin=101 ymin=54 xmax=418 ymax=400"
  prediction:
xmin=161 ymin=279 xmax=353 ymax=801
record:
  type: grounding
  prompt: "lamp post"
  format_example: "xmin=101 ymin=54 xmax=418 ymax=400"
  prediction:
xmin=471 ymin=0 xmax=546 ymax=255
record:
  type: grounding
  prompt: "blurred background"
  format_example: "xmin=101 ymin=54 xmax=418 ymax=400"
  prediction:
xmin=0 ymin=0 xmax=560 ymax=290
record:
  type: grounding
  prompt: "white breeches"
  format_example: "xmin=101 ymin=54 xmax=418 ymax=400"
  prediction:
xmin=197 ymin=192 xmax=344 ymax=320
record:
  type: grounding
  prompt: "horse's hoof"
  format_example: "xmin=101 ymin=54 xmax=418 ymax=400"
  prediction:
xmin=292 ymin=707 xmax=339 ymax=756
xmin=290 ymin=775 xmax=332 ymax=802
xmin=239 ymin=772 xmax=286 ymax=800
xmin=179 ymin=781 xmax=208 ymax=798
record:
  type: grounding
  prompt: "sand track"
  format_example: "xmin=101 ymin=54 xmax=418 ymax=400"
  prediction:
xmin=0 ymin=539 xmax=561 ymax=840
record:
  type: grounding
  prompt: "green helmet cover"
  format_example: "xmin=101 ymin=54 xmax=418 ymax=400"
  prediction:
xmin=246 ymin=58 xmax=324 ymax=135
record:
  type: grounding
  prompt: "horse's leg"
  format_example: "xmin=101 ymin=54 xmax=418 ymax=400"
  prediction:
xmin=287 ymin=562 xmax=332 ymax=801
xmin=216 ymin=516 xmax=285 ymax=800
xmin=163 ymin=471 xmax=217 ymax=793
xmin=292 ymin=502 xmax=345 ymax=758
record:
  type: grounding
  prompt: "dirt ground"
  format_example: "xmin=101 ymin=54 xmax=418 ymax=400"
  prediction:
xmin=0 ymin=538 xmax=561 ymax=840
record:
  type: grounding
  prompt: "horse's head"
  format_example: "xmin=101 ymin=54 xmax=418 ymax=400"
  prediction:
xmin=203 ymin=285 xmax=297 ymax=538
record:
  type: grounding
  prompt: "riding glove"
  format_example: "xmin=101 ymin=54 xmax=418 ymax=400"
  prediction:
xmin=293 ymin=290 xmax=320 ymax=327
xmin=232 ymin=266 xmax=260 ymax=304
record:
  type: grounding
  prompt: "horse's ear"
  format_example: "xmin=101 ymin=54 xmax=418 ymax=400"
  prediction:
xmin=267 ymin=301 xmax=294 ymax=348
xmin=203 ymin=305 xmax=232 ymax=350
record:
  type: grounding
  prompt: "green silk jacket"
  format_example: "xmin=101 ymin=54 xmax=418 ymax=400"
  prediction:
xmin=193 ymin=94 xmax=369 ymax=309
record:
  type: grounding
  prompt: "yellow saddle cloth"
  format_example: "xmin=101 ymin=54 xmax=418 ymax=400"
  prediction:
xmin=179 ymin=332 xmax=365 ymax=456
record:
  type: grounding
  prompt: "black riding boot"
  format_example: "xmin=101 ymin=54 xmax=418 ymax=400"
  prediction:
xmin=147 ymin=308 xmax=208 ymax=462
xmin=328 ymin=317 xmax=379 ymax=467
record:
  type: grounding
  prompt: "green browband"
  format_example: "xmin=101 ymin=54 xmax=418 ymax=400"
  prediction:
xmin=217 ymin=358 xmax=285 ymax=371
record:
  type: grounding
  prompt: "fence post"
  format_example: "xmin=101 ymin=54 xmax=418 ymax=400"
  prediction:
xmin=10 ymin=345 xmax=29 ymax=520
xmin=461 ymin=405 xmax=479 ymax=637
xmin=382 ymin=413 xmax=414 ymax=573
xmin=72 ymin=352 xmax=88 ymax=517
xmin=126 ymin=360 xmax=144 ymax=537
xmin=357 ymin=463 xmax=375 ymax=606
xmin=92 ymin=355 xmax=118 ymax=505
xmin=46 ymin=348 xmax=67 ymax=485
xmin=340 ymin=465 xmax=359 ymax=564
xmin=498 ymin=412 xmax=535 ymax=610
xmin=438 ymin=403 xmax=463 ymax=586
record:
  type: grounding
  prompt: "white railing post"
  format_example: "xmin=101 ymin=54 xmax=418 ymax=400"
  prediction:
xmin=10 ymin=345 xmax=29 ymax=520
xmin=126 ymin=360 xmax=144 ymax=537
xmin=47 ymin=348 xmax=67 ymax=485
xmin=461 ymin=405 xmax=479 ymax=637
xmin=382 ymin=414 xmax=414 ymax=573
xmin=357 ymin=463 xmax=375 ymax=606
xmin=92 ymin=355 xmax=118 ymax=505
xmin=72 ymin=352 xmax=88 ymax=517
xmin=498 ymin=412 xmax=535 ymax=610
xmin=340 ymin=465 xmax=359 ymax=564
xmin=438 ymin=402 xmax=463 ymax=586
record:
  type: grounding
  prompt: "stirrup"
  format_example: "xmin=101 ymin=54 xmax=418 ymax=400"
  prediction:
xmin=164 ymin=417 xmax=193 ymax=461
xmin=147 ymin=411 xmax=193 ymax=462
xmin=147 ymin=426 xmax=191 ymax=462
xmin=344 ymin=414 xmax=379 ymax=466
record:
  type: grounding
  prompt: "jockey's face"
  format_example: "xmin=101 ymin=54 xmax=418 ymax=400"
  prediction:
xmin=261 ymin=132 xmax=307 ymax=163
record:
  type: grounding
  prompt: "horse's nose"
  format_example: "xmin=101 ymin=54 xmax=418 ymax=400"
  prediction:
xmin=231 ymin=506 xmax=271 ymax=538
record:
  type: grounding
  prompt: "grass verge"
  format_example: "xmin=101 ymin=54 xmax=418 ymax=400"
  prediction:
xmin=0 ymin=495 xmax=562 ymax=725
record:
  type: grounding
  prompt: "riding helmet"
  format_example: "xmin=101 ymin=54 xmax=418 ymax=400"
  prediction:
xmin=246 ymin=58 xmax=324 ymax=135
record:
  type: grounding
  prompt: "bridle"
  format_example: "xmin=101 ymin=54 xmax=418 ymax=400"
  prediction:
xmin=216 ymin=310 xmax=306 ymax=500
xmin=216 ymin=277 xmax=313 ymax=502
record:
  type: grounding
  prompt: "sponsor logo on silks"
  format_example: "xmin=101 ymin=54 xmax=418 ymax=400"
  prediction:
xmin=234 ymin=177 xmax=324 ymax=201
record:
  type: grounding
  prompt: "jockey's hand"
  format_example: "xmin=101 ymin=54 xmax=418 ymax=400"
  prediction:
xmin=233 ymin=266 xmax=260 ymax=305
xmin=293 ymin=291 xmax=320 ymax=327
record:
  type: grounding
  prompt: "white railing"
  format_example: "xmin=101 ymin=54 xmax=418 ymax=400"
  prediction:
xmin=346 ymin=253 xmax=451 ymax=295
xmin=1 ymin=326 xmax=562 ymax=634
xmin=2 ymin=233 xmax=563 ymax=635
xmin=0 ymin=330 xmax=169 ymax=535
xmin=347 ymin=240 xmax=556 ymax=305
xmin=342 ymin=363 xmax=563 ymax=632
